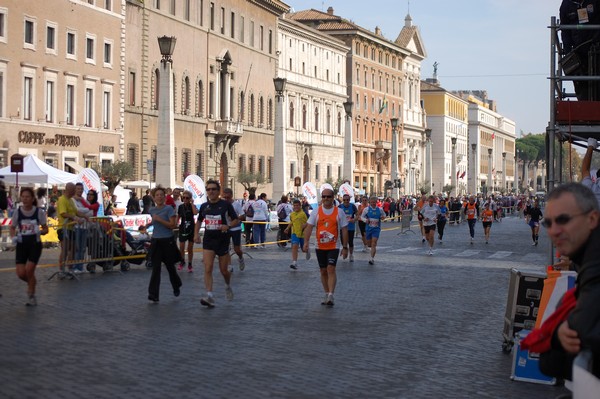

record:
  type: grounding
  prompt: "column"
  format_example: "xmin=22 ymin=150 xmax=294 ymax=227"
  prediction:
xmin=272 ymin=86 xmax=286 ymax=198
xmin=156 ymin=60 xmax=176 ymax=188
xmin=451 ymin=137 xmax=457 ymax=197
xmin=425 ymin=129 xmax=432 ymax=195
xmin=502 ymin=152 xmax=507 ymax=192
xmin=470 ymin=144 xmax=477 ymax=194
xmin=487 ymin=148 xmax=493 ymax=195
xmin=343 ymin=102 xmax=354 ymax=183
xmin=391 ymin=118 xmax=399 ymax=199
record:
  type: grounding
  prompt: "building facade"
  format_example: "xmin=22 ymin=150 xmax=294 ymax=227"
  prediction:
xmin=0 ymin=0 xmax=125 ymax=173
xmin=289 ymin=9 xmax=426 ymax=197
xmin=276 ymin=17 xmax=348 ymax=197
xmin=421 ymin=80 xmax=469 ymax=196
xmin=125 ymin=0 xmax=288 ymax=195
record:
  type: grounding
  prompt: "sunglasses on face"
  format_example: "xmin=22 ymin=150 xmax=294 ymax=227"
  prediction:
xmin=343 ymin=198 xmax=350 ymax=201
xmin=541 ymin=212 xmax=589 ymax=229
xmin=322 ymin=195 xmax=333 ymax=199
xmin=182 ymin=196 xmax=190 ymax=199
xmin=206 ymin=188 xmax=219 ymax=192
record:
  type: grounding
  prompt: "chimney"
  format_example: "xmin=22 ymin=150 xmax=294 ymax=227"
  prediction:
xmin=327 ymin=6 xmax=334 ymax=15
xmin=375 ymin=26 xmax=381 ymax=36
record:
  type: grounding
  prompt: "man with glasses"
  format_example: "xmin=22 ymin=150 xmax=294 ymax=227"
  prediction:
xmin=303 ymin=188 xmax=349 ymax=306
xmin=338 ymin=194 xmax=357 ymax=262
xmin=194 ymin=180 xmax=239 ymax=307
xmin=538 ymin=183 xmax=600 ymax=380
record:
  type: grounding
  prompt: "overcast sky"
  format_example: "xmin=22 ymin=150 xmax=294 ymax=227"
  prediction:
xmin=291 ymin=0 xmax=563 ymax=136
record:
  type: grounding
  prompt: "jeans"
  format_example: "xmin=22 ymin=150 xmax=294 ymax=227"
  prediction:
xmin=73 ymin=228 xmax=88 ymax=271
xmin=252 ymin=222 xmax=266 ymax=245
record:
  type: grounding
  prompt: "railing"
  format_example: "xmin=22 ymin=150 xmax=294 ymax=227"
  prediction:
xmin=215 ymin=120 xmax=243 ymax=136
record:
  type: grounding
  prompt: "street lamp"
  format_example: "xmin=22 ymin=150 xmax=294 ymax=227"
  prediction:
xmin=272 ymin=77 xmax=287 ymax=199
xmin=487 ymin=148 xmax=493 ymax=196
xmin=390 ymin=117 xmax=399 ymax=199
xmin=470 ymin=143 xmax=477 ymax=194
xmin=343 ymin=101 xmax=354 ymax=186
xmin=502 ymin=152 xmax=507 ymax=192
xmin=156 ymin=35 xmax=177 ymax=188
xmin=451 ymin=137 xmax=457 ymax=197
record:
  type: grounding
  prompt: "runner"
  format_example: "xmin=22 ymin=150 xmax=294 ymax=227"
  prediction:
xmin=222 ymin=188 xmax=245 ymax=271
xmin=356 ymin=197 xmax=369 ymax=252
xmin=242 ymin=193 xmax=256 ymax=245
xmin=525 ymin=199 xmax=543 ymax=246
xmin=194 ymin=180 xmax=239 ymax=307
xmin=463 ymin=195 xmax=480 ymax=244
xmin=176 ymin=190 xmax=197 ymax=272
xmin=284 ymin=199 xmax=310 ymax=270
xmin=338 ymin=194 xmax=358 ymax=262
xmin=302 ymin=188 xmax=348 ymax=306
xmin=481 ymin=202 xmax=494 ymax=244
xmin=437 ymin=198 xmax=448 ymax=243
xmin=420 ymin=195 xmax=441 ymax=255
xmin=361 ymin=196 xmax=386 ymax=265
xmin=415 ymin=194 xmax=427 ymax=243
xmin=10 ymin=187 xmax=49 ymax=306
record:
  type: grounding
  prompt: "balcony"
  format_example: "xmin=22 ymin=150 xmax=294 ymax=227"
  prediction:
xmin=374 ymin=140 xmax=391 ymax=151
xmin=215 ymin=120 xmax=243 ymax=137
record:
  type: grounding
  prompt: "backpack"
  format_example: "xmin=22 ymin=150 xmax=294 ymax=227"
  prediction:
xmin=245 ymin=201 xmax=255 ymax=218
xmin=277 ymin=204 xmax=288 ymax=220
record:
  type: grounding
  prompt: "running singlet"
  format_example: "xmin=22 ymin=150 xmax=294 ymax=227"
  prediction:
xmin=364 ymin=207 xmax=383 ymax=229
xmin=198 ymin=199 xmax=238 ymax=237
xmin=482 ymin=209 xmax=494 ymax=223
xmin=316 ymin=206 xmax=340 ymax=250
xmin=420 ymin=204 xmax=440 ymax=227
xmin=338 ymin=203 xmax=357 ymax=231
xmin=465 ymin=203 xmax=477 ymax=220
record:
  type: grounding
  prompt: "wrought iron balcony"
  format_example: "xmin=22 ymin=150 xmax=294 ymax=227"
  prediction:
xmin=215 ymin=120 xmax=243 ymax=137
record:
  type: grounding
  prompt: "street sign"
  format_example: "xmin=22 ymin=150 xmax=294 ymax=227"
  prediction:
xmin=10 ymin=154 xmax=24 ymax=173
xmin=147 ymin=159 xmax=154 ymax=174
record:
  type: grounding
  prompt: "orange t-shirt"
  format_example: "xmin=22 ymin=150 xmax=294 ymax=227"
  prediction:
xmin=316 ymin=206 xmax=339 ymax=250
xmin=482 ymin=209 xmax=494 ymax=222
xmin=465 ymin=203 xmax=477 ymax=220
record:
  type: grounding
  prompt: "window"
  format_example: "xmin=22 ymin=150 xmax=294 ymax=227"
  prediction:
xmin=23 ymin=76 xmax=33 ymax=120
xmin=198 ymin=0 xmax=203 ymax=26
xmin=169 ymin=0 xmax=175 ymax=15
xmin=258 ymin=156 xmax=265 ymax=175
xmin=85 ymin=87 xmax=93 ymax=127
xmin=208 ymin=82 xmax=214 ymax=117
xmin=268 ymin=29 xmax=272 ymax=54
xmin=181 ymin=149 xmax=190 ymax=180
xmin=102 ymin=91 xmax=110 ymax=129
xmin=196 ymin=150 xmax=204 ymax=176
xmin=289 ymin=102 xmax=294 ymax=128
xmin=239 ymin=91 xmax=245 ymax=121
xmin=259 ymin=25 xmax=264 ymax=51
xmin=46 ymin=25 xmax=56 ymax=51
xmin=249 ymin=155 xmax=255 ymax=173
xmin=197 ymin=80 xmax=204 ymax=116
xmin=128 ymin=71 xmax=136 ymax=106
xmin=258 ymin=96 xmax=264 ymax=126
xmin=67 ymin=31 xmax=76 ymax=57
xmin=66 ymin=84 xmax=75 ymax=125
xmin=240 ymin=16 xmax=244 ymax=43
xmin=45 ymin=80 xmax=55 ymax=122
xmin=290 ymin=162 xmax=296 ymax=180
xmin=267 ymin=157 xmax=273 ymax=182
xmin=314 ymin=107 xmax=319 ymax=131
xmin=105 ymin=0 xmax=112 ymax=11
xmin=209 ymin=2 xmax=214 ymax=30
xmin=249 ymin=94 xmax=255 ymax=125
xmin=155 ymin=0 xmax=160 ymax=9
xmin=326 ymin=109 xmax=331 ymax=133
xmin=0 ymin=71 xmax=4 ymax=117
xmin=238 ymin=154 xmax=245 ymax=172
xmin=0 ymin=9 xmax=6 ymax=43
xmin=86 ymin=36 xmax=95 ymax=62
xmin=327 ymin=165 xmax=332 ymax=179
xmin=153 ymin=68 xmax=160 ymax=109
xmin=250 ymin=20 xmax=254 ymax=47
xmin=220 ymin=7 xmax=224 ymax=34
xmin=337 ymin=112 xmax=341 ymax=135
xmin=302 ymin=104 xmax=306 ymax=130
xmin=184 ymin=0 xmax=190 ymax=20
xmin=315 ymin=164 xmax=320 ymax=180
xmin=230 ymin=12 xmax=235 ymax=39
xmin=182 ymin=76 xmax=190 ymax=114
xmin=24 ymin=19 xmax=35 ymax=47
xmin=103 ymin=41 xmax=112 ymax=65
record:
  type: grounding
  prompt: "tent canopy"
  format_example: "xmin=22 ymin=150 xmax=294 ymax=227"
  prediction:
xmin=0 ymin=154 xmax=78 ymax=185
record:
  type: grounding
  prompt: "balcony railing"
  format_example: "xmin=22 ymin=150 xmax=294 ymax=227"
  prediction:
xmin=215 ymin=120 xmax=243 ymax=137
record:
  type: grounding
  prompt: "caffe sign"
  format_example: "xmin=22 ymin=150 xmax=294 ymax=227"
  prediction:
xmin=18 ymin=130 xmax=81 ymax=147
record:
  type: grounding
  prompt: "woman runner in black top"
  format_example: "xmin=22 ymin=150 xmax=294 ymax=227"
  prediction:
xmin=526 ymin=199 xmax=543 ymax=246
xmin=177 ymin=190 xmax=198 ymax=272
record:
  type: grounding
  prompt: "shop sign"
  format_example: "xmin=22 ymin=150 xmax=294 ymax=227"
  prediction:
xmin=18 ymin=130 xmax=81 ymax=147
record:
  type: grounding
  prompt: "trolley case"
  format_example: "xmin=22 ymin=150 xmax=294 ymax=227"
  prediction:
xmin=511 ymin=330 xmax=556 ymax=385
xmin=502 ymin=268 xmax=546 ymax=352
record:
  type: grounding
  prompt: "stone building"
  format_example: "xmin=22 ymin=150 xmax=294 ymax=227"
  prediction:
xmin=289 ymin=8 xmax=426 ymax=197
xmin=125 ymin=0 xmax=288 ymax=194
xmin=275 ymin=17 xmax=348 ymax=197
xmin=0 ymin=0 xmax=125 ymax=172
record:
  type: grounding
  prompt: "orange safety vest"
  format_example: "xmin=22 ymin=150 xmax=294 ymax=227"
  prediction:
xmin=465 ymin=203 xmax=477 ymax=220
xmin=316 ymin=206 xmax=339 ymax=250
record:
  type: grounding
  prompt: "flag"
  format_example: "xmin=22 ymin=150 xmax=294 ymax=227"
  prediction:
xmin=460 ymin=171 xmax=466 ymax=179
xmin=491 ymin=132 xmax=495 ymax=140
xmin=379 ymin=96 xmax=388 ymax=114
xmin=456 ymin=170 xmax=460 ymax=179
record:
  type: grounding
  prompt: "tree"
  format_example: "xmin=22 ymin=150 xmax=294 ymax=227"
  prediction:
xmin=442 ymin=184 xmax=455 ymax=196
xmin=95 ymin=160 xmax=134 ymax=195
xmin=237 ymin=171 xmax=265 ymax=196
xmin=418 ymin=180 xmax=431 ymax=195
xmin=325 ymin=177 xmax=346 ymax=193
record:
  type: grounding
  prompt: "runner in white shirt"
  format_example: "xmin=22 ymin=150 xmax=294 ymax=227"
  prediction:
xmin=419 ymin=195 xmax=441 ymax=255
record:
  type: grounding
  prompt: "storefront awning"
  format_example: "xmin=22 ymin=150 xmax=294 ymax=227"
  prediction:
xmin=65 ymin=160 xmax=84 ymax=173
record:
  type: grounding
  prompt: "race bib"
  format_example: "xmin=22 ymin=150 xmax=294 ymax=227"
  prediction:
xmin=20 ymin=220 xmax=39 ymax=236
xmin=368 ymin=219 xmax=379 ymax=228
xmin=318 ymin=230 xmax=335 ymax=244
xmin=205 ymin=215 xmax=222 ymax=230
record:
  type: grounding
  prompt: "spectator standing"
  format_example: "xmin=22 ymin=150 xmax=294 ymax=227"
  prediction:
xmin=252 ymin=193 xmax=269 ymax=248
xmin=142 ymin=189 xmax=155 ymax=214
xmin=126 ymin=191 xmax=141 ymax=215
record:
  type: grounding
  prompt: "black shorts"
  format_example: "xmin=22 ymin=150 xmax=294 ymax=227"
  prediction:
xmin=16 ymin=236 xmax=42 ymax=264
xmin=482 ymin=221 xmax=492 ymax=229
xmin=424 ymin=225 xmax=436 ymax=234
xmin=315 ymin=248 xmax=340 ymax=269
xmin=178 ymin=232 xmax=194 ymax=243
xmin=229 ymin=229 xmax=242 ymax=247
xmin=203 ymin=233 xmax=230 ymax=257
xmin=358 ymin=221 xmax=366 ymax=235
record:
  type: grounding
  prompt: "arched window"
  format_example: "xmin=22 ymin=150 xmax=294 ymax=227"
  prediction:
xmin=302 ymin=104 xmax=307 ymax=130
xmin=182 ymin=76 xmax=190 ymax=114
xmin=289 ymin=102 xmax=294 ymax=128
xmin=314 ymin=107 xmax=319 ymax=132
xmin=326 ymin=109 xmax=331 ymax=133
xmin=250 ymin=94 xmax=255 ymax=125
xmin=153 ymin=68 xmax=160 ymax=109
xmin=267 ymin=98 xmax=273 ymax=128
xmin=337 ymin=112 xmax=342 ymax=135
xmin=197 ymin=80 xmax=204 ymax=116
xmin=259 ymin=96 xmax=264 ymax=127
xmin=239 ymin=91 xmax=245 ymax=121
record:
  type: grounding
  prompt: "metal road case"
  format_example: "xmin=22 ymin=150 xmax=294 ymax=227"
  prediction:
xmin=502 ymin=268 xmax=546 ymax=353
xmin=510 ymin=330 xmax=556 ymax=385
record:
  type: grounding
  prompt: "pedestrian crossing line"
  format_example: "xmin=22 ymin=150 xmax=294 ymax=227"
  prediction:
xmin=488 ymin=251 xmax=513 ymax=259
xmin=452 ymin=250 xmax=482 ymax=257
xmin=389 ymin=247 xmax=422 ymax=253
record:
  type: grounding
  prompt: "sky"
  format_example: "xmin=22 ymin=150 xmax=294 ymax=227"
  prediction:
xmin=290 ymin=0 xmax=563 ymax=136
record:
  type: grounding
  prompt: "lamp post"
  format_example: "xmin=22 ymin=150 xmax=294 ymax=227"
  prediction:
xmin=516 ymin=149 xmax=521 ymax=194
xmin=470 ymin=143 xmax=477 ymax=194
xmin=343 ymin=101 xmax=354 ymax=186
xmin=487 ymin=148 xmax=493 ymax=196
xmin=156 ymin=35 xmax=177 ymax=188
xmin=391 ymin=117 xmax=399 ymax=199
xmin=502 ymin=152 xmax=507 ymax=192
xmin=425 ymin=128 xmax=432 ymax=195
xmin=451 ymin=137 xmax=457 ymax=197
xmin=273 ymin=77 xmax=287 ymax=199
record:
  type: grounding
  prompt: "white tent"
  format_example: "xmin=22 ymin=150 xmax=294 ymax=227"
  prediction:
xmin=0 ymin=154 xmax=78 ymax=185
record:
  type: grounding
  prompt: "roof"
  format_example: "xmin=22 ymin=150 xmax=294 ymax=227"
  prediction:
xmin=395 ymin=17 xmax=426 ymax=58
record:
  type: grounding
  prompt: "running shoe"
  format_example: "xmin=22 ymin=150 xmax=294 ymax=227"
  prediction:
xmin=290 ymin=263 xmax=298 ymax=270
xmin=470 ymin=237 xmax=474 ymax=244
xmin=321 ymin=294 xmax=329 ymax=305
xmin=428 ymin=249 xmax=433 ymax=256
xmin=177 ymin=261 xmax=185 ymax=271
xmin=368 ymin=258 xmax=374 ymax=265
xmin=485 ymin=240 xmax=489 ymax=244
xmin=188 ymin=263 xmax=193 ymax=273
xmin=535 ymin=240 xmax=539 ymax=246
xmin=148 ymin=295 xmax=159 ymax=303
xmin=26 ymin=295 xmax=37 ymax=307
xmin=362 ymin=246 xmax=368 ymax=252
xmin=238 ymin=257 xmax=245 ymax=271
xmin=305 ymin=250 xmax=311 ymax=260
xmin=200 ymin=295 xmax=215 ymax=307
xmin=228 ymin=265 xmax=234 ymax=273
xmin=349 ymin=254 xmax=354 ymax=262
xmin=422 ymin=237 xmax=426 ymax=243
xmin=326 ymin=294 xmax=334 ymax=307
xmin=225 ymin=286 xmax=234 ymax=301
xmin=532 ymin=242 xmax=537 ymax=246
